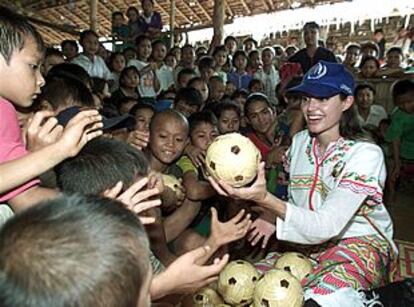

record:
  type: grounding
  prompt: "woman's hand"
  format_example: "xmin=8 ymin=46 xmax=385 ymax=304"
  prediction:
xmin=207 ymin=162 xmax=268 ymax=204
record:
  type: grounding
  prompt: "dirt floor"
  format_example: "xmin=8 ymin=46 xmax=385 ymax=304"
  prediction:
xmin=390 ymin=183 xmax=414 ymax=242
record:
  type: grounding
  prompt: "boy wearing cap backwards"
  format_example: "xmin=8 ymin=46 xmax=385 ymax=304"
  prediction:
xmin=0 ymin=7 xmax=102 ymax=212
xmin=208 ymin=61 xmax=404 ymax=306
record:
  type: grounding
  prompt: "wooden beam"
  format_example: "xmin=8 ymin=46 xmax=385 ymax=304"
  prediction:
xmin=27 ymin=16 xmax=80 ymax=36
xmin=239 ymin=0 xmax=251 ymax=15
xmin=180 ymin=1 xmax=203 ymax=23
xmin=90 ymin=0 xmax=98 ymax=31
xmin=194 ymin=0 xmax=212 ymax=22
xmin=213 ymin=0 xmax=225 ymax=43
xmin=262 ymin=0 xmax=271 ymax=12
xmin=26 ymin=0 xmax=83 ymax=11
xmin=156 ymin=2 xmax=191 ymax=25
xmin=225 ymin=0 xmax=234 ymax=17
xmin=170 ymin=0 xmax=176 ymax=47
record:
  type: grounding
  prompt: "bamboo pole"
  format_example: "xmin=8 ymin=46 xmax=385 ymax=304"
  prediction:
xmin=170 ymin=0 xmax=176 ymax=48
xmin=212 ymin=0 xmax=225 ymax=45
xmin=90 ymin=0 xmax=97 ymax=31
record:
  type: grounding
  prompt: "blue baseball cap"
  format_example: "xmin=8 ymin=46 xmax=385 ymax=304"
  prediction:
xmin=287 ymin=61 xmax=354 ymax=98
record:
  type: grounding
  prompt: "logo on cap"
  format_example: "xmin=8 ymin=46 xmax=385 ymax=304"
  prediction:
xmin=307 ymin=62 xmax=327 ymax=80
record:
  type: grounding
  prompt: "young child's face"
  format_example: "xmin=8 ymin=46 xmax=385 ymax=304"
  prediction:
xmin=181 ymin=47 xmax=195 ymax=65
xmin=234 ymin=55 xmax=247 ymax=71
xmin=304 ymin=28 xmax=319 ymax=46
xmin=82 ymin=33 xmax=99 ymax=56
xmin=191 ymin=122 xmax=219 ymax=151
xmin=134 ymin=108 xmax=154 ymax=132
xmin=123 ymin=70 xmax=139 ymax=88
xmin=137 ymin=39 xmax=152 ymax=61
xmin=201 ymin=67 xmax=215 ymax=82
xmin=395 ymin=91 xmax=414 ymax=114
xmin=261 ymin=50 xmax=273 ymax=66
xmin=209 ymin=80 xmax=225 ymax=101
xmin=356 ymin=88 xmax=374 ymax=110
xmin=43 ymin=54 xmax=64 ymax=76
xmin=174 ymin=100 xmax=199 ymax=118
xmin=361 ymin=60 xmax=378 ymax=78
xmin=191 ymin=80 xmax=209 ymax=103
xmin=224 ymin=82 xmax=236 ymax=97
xmin=112 ymin=14 xmax=125 ymax=27
xmin=152 ymin=43 xmax=167 ymax=62
xmin=246 ymin=100 xmax=274 ymax=134
xmin=0 ymin=36 xmax=45 ymax=107
xmin=249 ymin=53 xmax=261 ymax=69
xmin=124 ymin=49 xmax=137 ymax=62
xmin=127 ymin=9 xmax=139 ymax=22
xmin=165 ymin=55 xmax=177 ymax=68
xmin=344 ymin=47 xmax=360 ymax=66
xmin=250 ymin=82 xmax=264 ymax=93
xmin=218 ymin=109 xmax=240 ymax=134
xmin=62 ymin=43 xmax=78 ymax=60
xmin=150 ymin=117 xmax=188 ymax=164
xmin=386 ymin=51 xmax=402 ymax=69
xmin=178 ymin=73 xmax=195 ymax=89
xmin=214 ymin=50 xmax=227 ymax=67
xmin=112 ymin=54 xmax=126 ymax=73
xmin=225 ymin=39 xmax=237 ymax=55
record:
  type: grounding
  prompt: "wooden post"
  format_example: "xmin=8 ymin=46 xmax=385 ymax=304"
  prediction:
xmin=170 ymin=0 xmax=176 ymax=48
xmin=90 ymin=0 xmax=97 ymax=31
xmin=213 ymin=0 xmax=225 ymax=45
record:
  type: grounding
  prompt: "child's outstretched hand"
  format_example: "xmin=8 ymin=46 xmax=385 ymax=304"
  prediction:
xmin=153 ymin=246 xmax=229 ymax=297
xmin=209 ymin=207 xmax=252 ymax=247
xmin=127 ymin=130 xmax=150 ymax=150
xmin=57 ymin=109 xmax=103 ymax=158
xmin=185 ymin=143 xmax=206 ymax=168
xmin=247 ymin=206 xmax=276 ymax=248
xmin=103 ymin=177 xmax=161 ymax=225
xmin=26 ymin=110 xmax=63 ymax=151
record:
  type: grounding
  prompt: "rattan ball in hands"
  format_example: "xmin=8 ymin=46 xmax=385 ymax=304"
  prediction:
xmin=253 ymin=269 xmax=304 ymax=307
xmin=274 ymin=252 xmax=313 ymax=282
xmin=193 ymin=287 xmax=224 ymax=306
xmin=205 ymin=133 xmax=261 ymax=187
xmin=217 ymin=260 xmax=260 ymax=305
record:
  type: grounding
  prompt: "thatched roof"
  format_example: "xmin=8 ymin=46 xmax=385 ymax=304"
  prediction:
xmin=2 ymin=0 xmax=346 ymax=45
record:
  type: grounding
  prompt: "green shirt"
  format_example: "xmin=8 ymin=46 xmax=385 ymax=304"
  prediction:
xmin=385 ymin=108 xmax=414 ymax=160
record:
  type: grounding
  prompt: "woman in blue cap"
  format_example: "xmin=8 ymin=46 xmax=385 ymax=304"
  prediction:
xmin=209 ymin=61 xmax=401 ymax=306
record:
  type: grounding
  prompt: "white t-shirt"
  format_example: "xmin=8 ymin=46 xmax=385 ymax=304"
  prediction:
xmin=156 ymin=64 xmax=174 ymax=91
xmin=357 ymin=104 xmax=388 ymax=128
xmin=72 ymin=54 xmax=113 ymax=80
xmin=254 ymin=66 xmax=280 ymax=105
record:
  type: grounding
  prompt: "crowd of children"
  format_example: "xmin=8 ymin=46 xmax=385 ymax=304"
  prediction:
xmin=1 ymin=3 xmax=414 ymax=307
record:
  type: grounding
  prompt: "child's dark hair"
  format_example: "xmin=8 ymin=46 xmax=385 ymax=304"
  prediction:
xmin=112 ymin=11 xmax=124 ymax=20
xmin=345 ymin=43 xmax=361 ymax=52
xmin=119 ymin=66 xmax=139 ymax=87
xmin=232 ymin=50 xmax=248 ymax=67
xmin=175 ymin=87 xmax=203 ymax=108
xmin=0 ymin=6 xmax=44 ymax=64
xmin=232 ymin=89 xmax=249 ymax=100
xmin=61 ymin=40 xmax=78 ymax=52
xmin=392 ymin=79 xmax=414 ymax=99
xmin=129 ymin=102 xmax=155 ymax=117
xmin=38 ymin=76 xmax=95 ymax=110
xmin=152 ymin=39 xmax=165 ymax=49
xmin=177 ymin=68 xmax=197 ymax=82
xmin=224 ymin=36 xmax=237 ymax=45
xmin=198 ymin=56 xmax=215 ymax=71
xmin=115 ymin=96 xmax=138 ymax=113
xmin=45 ymin=47 xmax=63 ymax=59
xmin=212 ymin=45 xmax=227 ymax=57
xmin=188 ymin=110 xmax=218 ymax=132
xmin=248 ymin=50 xmax=259 ymax=59
xmin=354 ymin=83 xmax=376 ymax=97
xmin=386 ymin=47 xmax=403 ymax=56
xmin=212 ymin=101 xmax=241 ymax=119
xmin=245 ymin=93 xmax=272 ymax=114
xmin=56 ymin=137 xmax=149 ymax=194
xmin=123 ymin=46 xmax=136 ymax=56
xmin=359 ymin=55 xmax=380 ymax=69
xmin=109 ymin=52 xmax=125 ymax=70
xmin=188 ymin=76 xmax=204 ymax=88
xmin=79 ymin=29 xmax=99 ymax=45
xmin=0 ymin=194 xmax=149 ymax=307
xmin=248 ymin=79 xmax=264 ymax=92
xmin=303 ymin=21 xmax=320 ymax=31
xmin=126 ymin=6 xmax=139 ymax=17
xmin=181 ymin=44 xmax=194 ymax=52
xmin=135 ymin=34 xmax=151 ymax=47
xmin=47 ymin=63 xmax=91 ymax=88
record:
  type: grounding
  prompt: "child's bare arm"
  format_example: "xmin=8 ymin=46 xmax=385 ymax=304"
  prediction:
xmin=8 ymin=186 xmax=59 ymax=213
xmin=182 ymin=171 xmax=216 ymax=201
xmin=0 ymin=110 xmax=102 ymax=194
xmin=164 ymin=199 xmax=201 ymax=242
xmin=150 ymin=246 xmax=229 ymax=299
xmin=390 ymin=139 xmax=401 ymax=181
xmin=145 ymin=207 xmax=177 ymax=266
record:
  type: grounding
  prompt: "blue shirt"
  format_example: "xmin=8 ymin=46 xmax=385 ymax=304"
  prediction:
xmin=227 ymin=71 xmax=252 ymax=90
